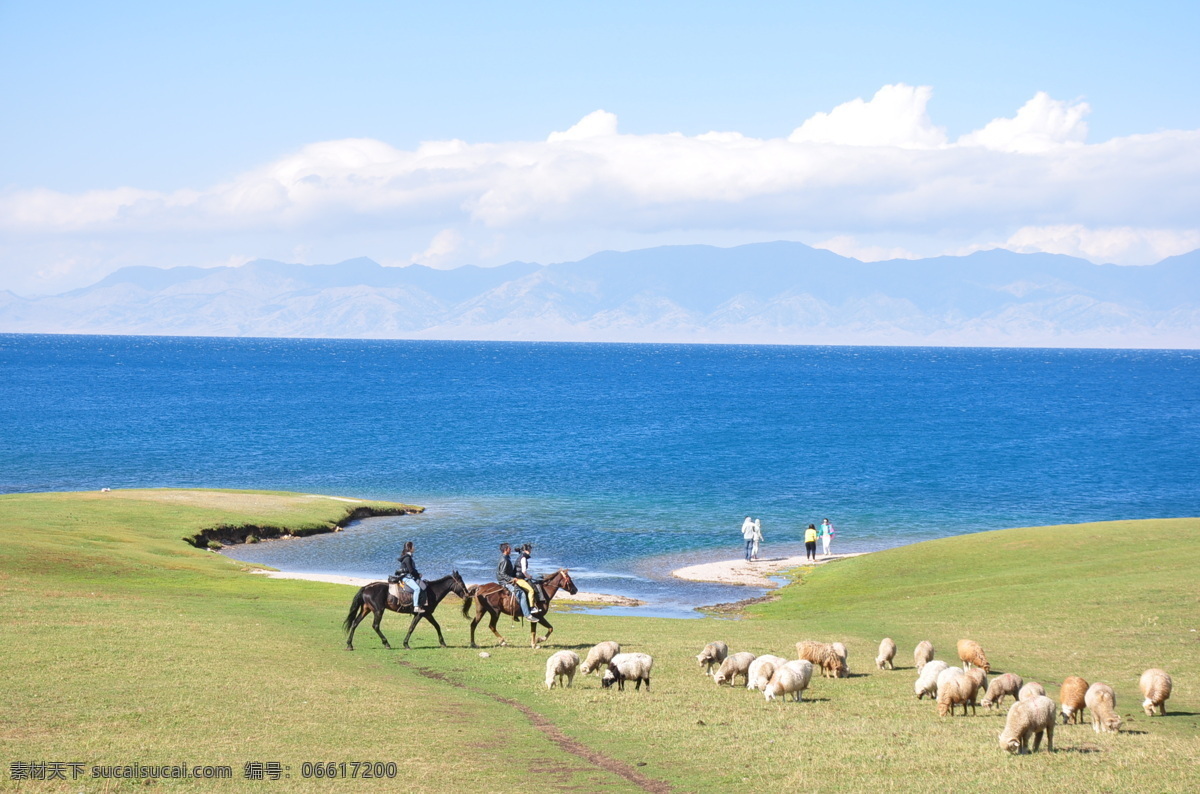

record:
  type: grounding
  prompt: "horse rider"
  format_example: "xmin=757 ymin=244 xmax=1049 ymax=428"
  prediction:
xmin=395 ymin=541 xmax=426 ymax=613
xmin=516 ymin=543 xmax=546 ymax=615
xmin=497 ymin=542 xmax=537 ymax=624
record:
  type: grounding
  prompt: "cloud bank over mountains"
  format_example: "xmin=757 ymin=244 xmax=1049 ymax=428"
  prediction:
xmin=2 ymin=84 xmax=1198 ymax=295
xmin=2 ymin=242 xmax=1197 ymax=349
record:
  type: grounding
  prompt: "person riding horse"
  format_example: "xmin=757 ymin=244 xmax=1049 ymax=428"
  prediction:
xmin=516 ymin=543 xmax=547 ymax=615
xmin=496 ymin=542 xmax=537 ymax=624
xmin=395 ymin=541 xmax=425 ymax=614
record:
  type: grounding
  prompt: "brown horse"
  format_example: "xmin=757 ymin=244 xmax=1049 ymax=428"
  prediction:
xmin=343 ymin=571 xmax=468 ymax=650
xmin=461 ymin=569 xmax=577 ymax=648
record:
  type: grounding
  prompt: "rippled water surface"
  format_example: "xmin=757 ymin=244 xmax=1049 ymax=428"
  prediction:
xmin=3 ymin=334 xmax=1197 ymax=614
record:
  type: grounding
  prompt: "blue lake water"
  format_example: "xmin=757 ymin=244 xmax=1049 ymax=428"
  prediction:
xmin=2 ymin=334 xmax=1197 ymax=615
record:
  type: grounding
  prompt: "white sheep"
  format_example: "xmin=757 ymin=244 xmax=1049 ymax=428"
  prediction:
xmin=981 ymin=672 xmax=1023 ymax=710
xmin=713 ymin=652 xmax=756 ymax=687
xmin=875 ymin=638 xmax=897 ymax=670
xmin=832 ymin=642 xmax=849 ymax=671
xmin=1018 ymin=682 xmax=1046 ymax=702
xmin=914 ymin=640 xmax=935 ymax=672
xmin=747 ymin=654 xmax=790 ymax=691
xmin=579 ymin=641 xmax=621 ymax=675
xmin=545 ymin=650 xmax=580 ymax=690
xmin=695 ymin=641 xmax=729 ymax=676
xmin=1139 ymin=668 xmax=1172 ymax=716
xmin=998 ymin=695 xmax=1056 ymax=754
xmin=601 ymin=652 xmax=654 ymax=691
xmin=914 ymin=660 xmax=949 ymax=700
xmin=1084 ymin=682 xmax=1122 ymax=733
xmin=764 ymin=660 xmax=814 ymax=703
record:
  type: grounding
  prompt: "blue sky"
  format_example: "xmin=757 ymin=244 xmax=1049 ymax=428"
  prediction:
xmin=2 ymin=1 xmax=1198 ymax=294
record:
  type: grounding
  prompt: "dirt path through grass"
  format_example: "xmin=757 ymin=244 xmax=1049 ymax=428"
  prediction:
xmin=399 ymin=662 xmax=673 ymax=793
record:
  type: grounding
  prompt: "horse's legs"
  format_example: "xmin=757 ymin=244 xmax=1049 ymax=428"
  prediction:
xmin=346 ymin=605 xmax=370 ymax=651
xmin=487 ymin=607 xmax=507 ymax=646
xmin=468 ymin=597 xmax=486 ymax=648
xmin=402 ymin=614 xmax=422 ymax=650
xmin=423 ymin=613 xmax=447 ymax=647
xmin=536 ymin=615 xmax=553 ymax=646
xmin=371 ymin=609 xmax=392 ymax=650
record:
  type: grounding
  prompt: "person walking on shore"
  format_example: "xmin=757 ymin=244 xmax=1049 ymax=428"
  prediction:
xmin=750 ymin=519 xmax=763 ymax=561
xmin=741 ymin=516 xmax=756 ymax=561
xmin=804 ymin=524 xmax=818 ymax=561
xmin=819 ymin=518 xmax=834 ymax=557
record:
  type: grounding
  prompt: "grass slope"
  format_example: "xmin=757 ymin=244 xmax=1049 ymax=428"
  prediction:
xmin=2 ymin=492 xmax=1197 ymax=792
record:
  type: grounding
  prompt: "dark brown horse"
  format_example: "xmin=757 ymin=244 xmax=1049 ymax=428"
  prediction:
xmin=343 ymin=571 xmax=468 ymax=650
xmin=461 ymin=569 xmax=578 ymax=648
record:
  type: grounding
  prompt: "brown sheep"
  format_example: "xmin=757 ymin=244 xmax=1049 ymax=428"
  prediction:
xmin=981 ymin=672 xmax=1023 ymax=710
xmin=876 ymin=638 xmax=897 ymax=670
xmin=964 ymin=666 xmax=988 ymax=708
xmin=914 ymin=640 xmax=935 ymax=672
xmin=796 ymin=640 xmax=848 ymax=678
xmin=1058 ymin=676 xmax=1089 ymax=724
xmin=1085 ymin=682 xmax=1122 ymax=733
xmin=1139 ymin=669 xmax=1172 ymax=716
xmin=937 ymin=668 xmax=982 ymax=717
xmin=956 ymin=639 xmax=991 ymax=673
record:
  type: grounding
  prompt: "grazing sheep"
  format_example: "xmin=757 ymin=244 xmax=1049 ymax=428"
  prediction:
xmin=937 ymin=668 xmax=982 ymax=717
xmin=764 ymin=660 xmax=814 ymax=702
xmin=914 ymin=640 xmax=935 ymax=672
xmin=601 ymin=653 xmax=654 ymax=692
xmin=714 ymin=652 xmax=756 ymax=687
xmin=1058 ymin=676 xmax=1089 ymax=724
xmin=876 ymin=638 xmax=897 ymax=670
xmin=998 ymin=695 xmax=1056 ymax=754
xmin=579 ymin=641 xmax=621 ymax=675
xmin=982 ymin=673 xmax=1024 ymax=710
xmin=1084 ymin=683 xmax=1122 ymax=733
xmin=832 ymin=642 xmax=849 ymax=670
xmin=544 ymin=650 xmax=580 ymax=689
xmin=936 ymin=665 xmax=964 ymax=694
xmin=747 ymin=655 xmax=790 ymax=691
xmin=956 ymin=639 xmax=991 ymax=673
xmin=1139 ymin=669 xmax=1172 ymax=716
xmin=797 ymin=641 xmax=848 ymax=678
xmin=1019 ymin=682 xmax=1046 ymax=702
xmin=915 ymin=660 xmax=949 ymax=700
xmin=964 ymin=666 xmax=988 ymax=707
xmin=695 ymin=641 xmax=729 ymax=676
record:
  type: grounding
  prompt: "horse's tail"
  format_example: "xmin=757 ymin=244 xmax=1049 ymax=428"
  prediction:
xmin=460 ymin=585 xmax=478 ymax=619
xmin=343 ymin=588 xmax=366 ymax=633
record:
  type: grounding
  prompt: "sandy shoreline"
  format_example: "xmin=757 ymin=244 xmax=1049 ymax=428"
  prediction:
xmin=671 ymin=552 xmax=866 ymax=588
xmin=246 ymin=569 xmax=645 ymax=606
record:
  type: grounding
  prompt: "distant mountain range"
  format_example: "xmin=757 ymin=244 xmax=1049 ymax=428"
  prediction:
xmin=3 ymin=242 xmax=1198 ymax=347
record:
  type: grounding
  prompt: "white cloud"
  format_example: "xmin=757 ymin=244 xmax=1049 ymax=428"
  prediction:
xmin=410 ymin=228 xmax=463 ymax=267
xmin=958 ymin=92 xmax=1090 ymax=153
xmin=788 ymin=84 xmax=947 ymax=148
xmin=813 ymin=235 xmax=921 ymax=262
xmin=998 ymin=224 xmax=1200 ymax=265
xmin=2 ymin=86 xmax=1198 ymax=292
xmin=547 ymin=109 xmax=619 ymax=142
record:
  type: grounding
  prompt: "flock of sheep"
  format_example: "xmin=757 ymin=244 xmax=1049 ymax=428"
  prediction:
xmin=541 ymin=635 xmax=1174 ymax=755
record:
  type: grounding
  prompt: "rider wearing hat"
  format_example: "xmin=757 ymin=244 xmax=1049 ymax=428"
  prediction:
xmin=497 ymin=542 xmax=537 ymax=623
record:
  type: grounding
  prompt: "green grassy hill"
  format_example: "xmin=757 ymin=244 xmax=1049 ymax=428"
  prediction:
xmin=1 ymin=491 xmax=1196 ymax=792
